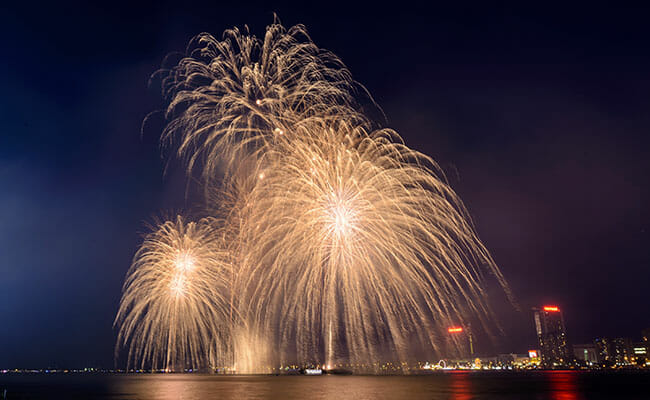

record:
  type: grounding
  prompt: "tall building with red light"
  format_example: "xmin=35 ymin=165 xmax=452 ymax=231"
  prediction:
xmin=533 ymin=305 xmax=571 ymax=368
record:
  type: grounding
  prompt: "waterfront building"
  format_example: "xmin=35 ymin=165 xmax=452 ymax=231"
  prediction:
xmin=594 ymin=337 xmax=614 ymax=365
xmin=533 ymin=305 xmax=571 ymax=368
xmin=496 ymin=353 xmax=531 ymax=368
xmin=594 ymin=337 xmax=612 ymax=365
xmin=611 ymin=337 xmax=633 ymax=366
xmin=632 ymin=342 xmax=648 ymax=365
xmin=573 ymin=343 xmax=598 ymax=365
xmin=528 ymin=349 xmax=541 ymax=367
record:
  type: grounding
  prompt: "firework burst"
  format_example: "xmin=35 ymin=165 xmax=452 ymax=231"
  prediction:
xmin=116 ymin=19 xmax=512 ymax=373
xmin=114 ymin=216 xmax=233 ymax=370
xmin=157 ymin=19 xmax=369 ymax=184
xmin=234 ymin=119 xmax=510 ymax=368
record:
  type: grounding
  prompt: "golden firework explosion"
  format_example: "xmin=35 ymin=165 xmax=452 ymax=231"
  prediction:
xmin=115 ymin=19 xmax=512 ymax=373
xmin=115 ymin=216 xmax=233 ymax=370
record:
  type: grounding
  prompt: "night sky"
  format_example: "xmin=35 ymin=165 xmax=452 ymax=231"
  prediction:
xmin=1 ymin=2 xmax=648 ymax=368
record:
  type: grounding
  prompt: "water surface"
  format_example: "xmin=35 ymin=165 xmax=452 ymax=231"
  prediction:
xmin=1 ymin=371 xmax=648 ymax=399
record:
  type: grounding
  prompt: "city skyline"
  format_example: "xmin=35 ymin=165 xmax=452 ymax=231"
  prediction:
xmin=0 ymin=300 xmax=649 ymax=370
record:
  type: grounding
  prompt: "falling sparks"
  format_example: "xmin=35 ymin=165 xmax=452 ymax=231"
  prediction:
xmin=115 ymin=18 xmax=512 ymax=373
xmin=114 ymin=216 xmax=233 ymax=371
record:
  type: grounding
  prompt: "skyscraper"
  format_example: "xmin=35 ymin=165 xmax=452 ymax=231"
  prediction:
xmin=611 ymin=337 xmax=633 ymax=366
xmin=533 ymin=305 xmax=571 ymax=368
xmin=594 ymin=337 xmax=613 ymax=365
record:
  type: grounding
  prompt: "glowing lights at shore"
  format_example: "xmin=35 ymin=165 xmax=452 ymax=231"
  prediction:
xmin=543 ymin=306 xmax=560 ymax=312
xmin=115 ymin=19 xmax=512 ymax=372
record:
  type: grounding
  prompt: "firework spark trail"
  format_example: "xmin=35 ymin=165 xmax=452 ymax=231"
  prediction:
xmin=234 ymin=120 xmax=511 ymax=369
xmin=114 ymin=216 xmax=233 ymax=371
xmin=157 ymin=21 xmax=370 ymax=185
xmin=116 ymin=19 xmax=513 ymax=373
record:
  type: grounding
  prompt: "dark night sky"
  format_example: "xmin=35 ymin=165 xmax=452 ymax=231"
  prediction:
xmin=1 ymin=1 xmax=648 ymax=368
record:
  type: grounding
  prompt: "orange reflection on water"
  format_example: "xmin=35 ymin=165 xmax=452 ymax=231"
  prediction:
xmin=448 ymin=371 xmax=472 ymax=400
xmin=547 ymin=371 xmax=582 ymax=400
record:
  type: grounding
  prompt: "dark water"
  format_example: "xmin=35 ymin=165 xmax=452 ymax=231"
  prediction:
xmin=1 ymin=371 xmax=648 ymax=399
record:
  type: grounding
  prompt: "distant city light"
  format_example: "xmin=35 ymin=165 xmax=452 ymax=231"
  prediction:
xmin=543 ymin=306 xmax=559 ymax=312
xmin=448 ymin=327 xmax=463 ymax=333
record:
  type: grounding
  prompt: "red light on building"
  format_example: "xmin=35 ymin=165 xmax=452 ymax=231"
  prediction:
xmin=528 ymin=350 xmax=538 ymax=358
xmin=543 ymin=306 xmax=559 ymax=312
xmin=448 ymin=327 xmax=463 ymax=333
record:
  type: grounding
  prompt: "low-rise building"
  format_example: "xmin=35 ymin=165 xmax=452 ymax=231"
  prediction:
xmin=573 ymin=343 xmax=598 ymax=365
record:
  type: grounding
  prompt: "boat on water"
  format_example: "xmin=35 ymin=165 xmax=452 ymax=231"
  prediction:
xmin=324 ymin=368 xmax=353 ymax=375
xmin=303 ymin=368 xmax=323 ymax=375
xmin=298 ymin=367 xmax=353 ymax=375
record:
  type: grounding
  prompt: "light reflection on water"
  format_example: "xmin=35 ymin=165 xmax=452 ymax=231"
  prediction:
xmin=448 ymin=371 xmax=472 ymax=400
xmin=110 ymin=372 xmax=573 ymax=400
xmin=1 ymin=371 xmax=648 ymax=399
xmin=114 ymin=375 xmax=443 ymax=400
xmin=547 ymin=371 xmax=581 ymax=400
